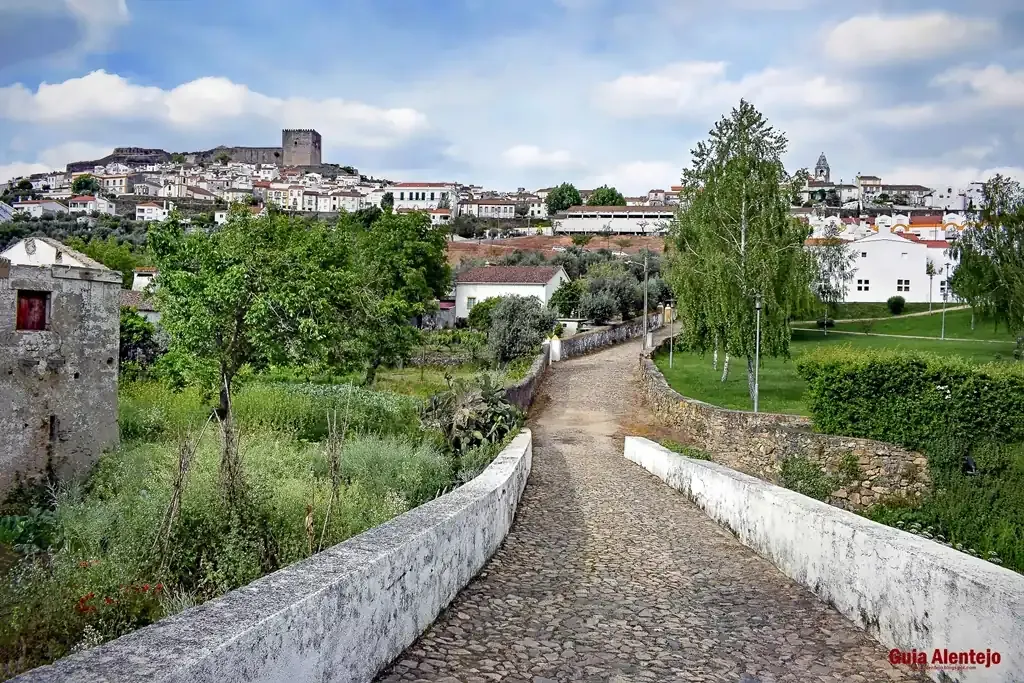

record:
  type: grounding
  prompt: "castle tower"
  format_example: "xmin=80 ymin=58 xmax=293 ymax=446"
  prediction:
xmin=814 ymin=152 xmax=830 ymax=183
xmin=282 ymin=129 xmax=322 ymax=167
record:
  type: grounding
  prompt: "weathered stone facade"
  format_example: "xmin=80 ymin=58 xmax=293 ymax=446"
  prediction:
xmin=0 ymin=260 xmax=121 ymax=495
xmin=638 ymin=342 xmax=931 ymax=511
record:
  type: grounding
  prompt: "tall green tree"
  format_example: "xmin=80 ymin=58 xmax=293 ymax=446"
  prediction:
xmin=666 ymin=99 xmax=814 ymax=402
xmin=545 ymin=183 xmax=582 ymax=214
xmin=381 ymin=191 xmax=394 ymax=213
xmin=66 ymin=235 xmax=150 ymax=288
xmin=586 ymin=185 xmax=627 ymax=206
xmin=950 ymin=174 xmax=1024 ymax=335
xmin=72 ymin=174 xmax=100 ymax=195
xmin=150 ymin=208 xmax=359 ymax=508
xmin=352 ymin=210 xmax=452 ymax=384
xmin=811 ymin=223 xmax=856 ymax=332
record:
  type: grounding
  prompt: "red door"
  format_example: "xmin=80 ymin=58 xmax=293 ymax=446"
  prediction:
xmin=16 ymin=291 xmax=48 ymax=331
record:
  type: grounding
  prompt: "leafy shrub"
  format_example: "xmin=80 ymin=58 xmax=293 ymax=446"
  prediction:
xmin=779 ymin=457 xmax=835 ymax=501
xmin=467 ymin=296 xmax=502 ymax=332
xmin=549 ymin=279 xmax=584 ymax=317
xmin=585 ymin=261 xmax=641 ymax=320
xmin=487 ymin=295 xmax=555 ymax=363
xmin=887 ymin=295 xmax=906 ymax=315
xmin=580 ymin=290 xmax=617 ymax=324
xmin=420 ymin=374 xmax=522 ymax=458
xmin=816 ymin=317 xmax=835 ymax=329
xmin=659 ymin=440 xmax=712 ymax=460
xmin=796 ymin=346 xmax=1024 ymax=454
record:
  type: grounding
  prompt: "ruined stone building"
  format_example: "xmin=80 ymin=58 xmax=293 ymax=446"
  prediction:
xmin=0 ymin=237 xmax=121 ymax=495
xmin=283 ymin=129 xmax=322 ymax=167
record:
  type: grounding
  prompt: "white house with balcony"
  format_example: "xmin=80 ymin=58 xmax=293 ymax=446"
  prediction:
xmin=454 ymin=265 xmax=569 ymax=319
xmin=68 ymin=195 xmax=117 ymax=215
xmin=135 ymin=201 xmax=171 ymax=222
xmin=390 ymin=182 xmax=458 ymax=213
xmin=552 ymin=205 xmax=675 ymax=235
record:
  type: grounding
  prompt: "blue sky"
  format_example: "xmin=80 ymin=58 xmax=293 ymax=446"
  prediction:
xmin=1 ymin=0 xmax=1023 ymax=194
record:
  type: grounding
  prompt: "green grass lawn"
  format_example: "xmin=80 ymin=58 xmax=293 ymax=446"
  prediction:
xmin=654 ymin=328 xmax=1018 ymax=415
xmin=823 ymin=309 xmax=1017 ymax=342
xmin=823 ymin=301 xmax=933 ymax=320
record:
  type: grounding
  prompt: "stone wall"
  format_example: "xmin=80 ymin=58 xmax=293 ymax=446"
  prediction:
xmin=625 ymin=437 xmax=1024 ymax=683
xmin=15 ymin=432 xmax=535 ymax=683
xmin=503 ymin=343 xmax=549 ymax=413
xmin=638 ymin=342 xmax=930 ymax=510
xmin=559 ymin=313 xmax=662 ymax=360
xmin=0 ymin=262 xmax=121 ymax=495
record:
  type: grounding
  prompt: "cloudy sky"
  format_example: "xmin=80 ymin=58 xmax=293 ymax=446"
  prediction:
xmin=1 ymin=0 xmax=1022 ymax=194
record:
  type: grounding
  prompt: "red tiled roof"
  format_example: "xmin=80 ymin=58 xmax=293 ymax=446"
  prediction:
xmin=136 ymin=203 xmax=161 ymax=208
xmin=69 ymin=195 xmax=96 ymax=202
xmin=120 ymin=290 xmax=158 ymax=312
xmin=564 ymin=205 xmax=675 ymax=214
xmin=430 ymin=209 xmax=451 ymax=214
xmin=456 ymin=266 xmax=561 ymax=285
xmin=134 ymin=266 xmax=158 ymax=273
xmin=909 ymin=214 xmax=943 ymax=225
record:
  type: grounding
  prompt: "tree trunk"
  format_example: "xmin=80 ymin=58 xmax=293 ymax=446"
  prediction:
xmin=362 ymin=357 xmax=383 ymax=387
xmin=713 ymin=339 xmax=718 ymax=371
xmin=746 ymin=356 xmax=756 ymax=404
xmin=218 ymin=370 xmax=244 ymax=513
xmin=720 ymin=353 xmax=730 ymax=382
xmin=971 ymin=311 xmax=975 ymax=330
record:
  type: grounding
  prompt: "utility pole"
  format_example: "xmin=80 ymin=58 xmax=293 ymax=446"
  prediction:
xmin=941 ymin=261 xmax=950 ymax=340
xmin=754 ymin=295 xmax=762 ymax=413
xmin=642 ymin=248 xmax=649 ymax=349
xmin=669 ymin=297 xmax=676 ymax=368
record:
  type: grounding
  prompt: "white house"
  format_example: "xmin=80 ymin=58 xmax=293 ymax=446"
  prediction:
xmin=390 ymin=182 xmax=458 ymax=213
xmin=460 ymin=199 xmax=517 ymax=219
xmin=98 ymin=174 xmax=133 ymax=196
xmin=2 ymin=236 xmax=105 ymax=270
xmin=811 ymin=232 xmax=957 ymax=304
xmin=68 ymin=195 xmax=116 ymax=215
xmin=12 ymin=199 xmax=69 ymax=218
xmin=454 ymin=265 xmax=569 ymax=319
xmin=135 ymin=201 xmax=171 ymax=222
xmin=552 ymin=206 xmax=675 ymax=235
xmin=429 ymin=208 xmax=452 ymax=226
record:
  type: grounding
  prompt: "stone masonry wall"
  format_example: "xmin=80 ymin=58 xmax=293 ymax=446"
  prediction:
xmin=637 ymin=342 xmax=930 ymax=511
xmin=503 ymin=343 xmax=550 ymax=413
xmin=0 ymin=262 xmax=121 ymax=495
xmin=560 ymin=313 xmax=662 ymax=360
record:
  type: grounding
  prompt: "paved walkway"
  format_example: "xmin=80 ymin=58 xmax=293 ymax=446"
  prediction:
xmin=789 ymin=327 xmax=1012 ymax=344
xmin=376 ymin=337 xmax=921 ymax=683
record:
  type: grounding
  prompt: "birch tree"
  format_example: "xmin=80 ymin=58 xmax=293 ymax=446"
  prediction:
xmin=812 ymin=223 xmax=856 ymax=333
xmin=667 ymin=100 xmax=814 ymax=402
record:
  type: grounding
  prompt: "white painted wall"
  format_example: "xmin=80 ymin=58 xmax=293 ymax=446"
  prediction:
xmin=846 ymin=234 xmax=932 ymax=303
xmin=552 ymin=212 xmax=674 ymax=235
xmin=2 ymin=239 xmax=91 ymax=267
xmin=455 ymin=283 xmax=546 ymax=319
xmin=15 ymin=432 xmax=534 ymax=683
xmin=624 ymin=437 xmax=1024 ymax=683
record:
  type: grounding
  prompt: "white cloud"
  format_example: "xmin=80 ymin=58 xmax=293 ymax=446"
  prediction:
xmin=0 ymin=71 xmax=430 ymax=148
xmin=932 ymin=65 xmax=1024 ymax=108
xmin=880 ymin=164 xmax=1024 ymax=188
xmin=584 ymin=160 xmax=681 ymax=196
xmin=594 ymin=61 xmax=858 ymax=119
xmin=823 ymin=12 xmax=997 ymax=66
xmin=501 ymin=145 xmax=576 ymax=169
xmin=0 ymin=141 xmax=112 ymax=184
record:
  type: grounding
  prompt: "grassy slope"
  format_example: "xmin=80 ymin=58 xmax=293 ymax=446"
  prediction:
xmin=825 ymin=309 xmax=1017 ymax=342
xmin=825 ymin=301 xmax=933 ymax=320
xmin=654 ymin=328 xmax=1017 ymax=415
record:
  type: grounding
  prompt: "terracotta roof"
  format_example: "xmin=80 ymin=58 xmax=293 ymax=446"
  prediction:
xmin=858 ymin=175 xmax=881 ymax=180
xmin=136 ymin=202 xmax=162 ymax=209
xmin=69 ymin=195 xmax=96 ymax=202
xmin=430 ymin=209 xmax=451 ymax=214
xmin=881 ymin=184 xmax=931 ymax=192
xmin=134 ymin=266 xmax=159 ymax=273
xmin=253 ymin=180 xmax=271 ymax=187
xmin=187 ymin=186 xmax=214 ymax=196
xmin=120 ymin=289 xmax=158 ymax=312
xmin=909 ymin=214 xmax=944 ymax=225
xmin=456 ymin=266 xmax=562 ymax=285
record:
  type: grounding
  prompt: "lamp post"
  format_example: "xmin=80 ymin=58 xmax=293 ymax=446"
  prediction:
xmin=669 ymin=297 xmax=676 ymax=369
xmin=754 ymin=294 xmax=762 ymax=414
xmin=639 ymin=220 xmax=649 ymax=350
xmin=941 ymin=261 xmax=950 ymax=340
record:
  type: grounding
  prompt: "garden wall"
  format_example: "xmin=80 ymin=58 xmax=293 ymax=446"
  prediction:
xmin=14 ymin=432 xmax=535 ymax=683
xmin=638 ymin=341 xmax=931 ymax=510
xmin=624 ymin=437 xmax=1024 ymax=683
xmin=559 ymin=313 xmax=662 ymax=360
xmin=503 ymin=343 xmax=550 ymax=413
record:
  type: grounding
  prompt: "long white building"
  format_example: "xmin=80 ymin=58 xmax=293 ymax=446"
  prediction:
xmin=551 ymin=205 xmax=676 ymax=235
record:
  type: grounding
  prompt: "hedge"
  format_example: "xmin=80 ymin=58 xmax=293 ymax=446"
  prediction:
xmin=796 ymin=346 xmax=1024 ymax=454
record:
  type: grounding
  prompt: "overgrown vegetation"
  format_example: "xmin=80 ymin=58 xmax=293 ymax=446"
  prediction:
xmin=797 ymin=346 xmax=1024 ymax=573
xmin=659 ymin=440 xmax=712 ymax=460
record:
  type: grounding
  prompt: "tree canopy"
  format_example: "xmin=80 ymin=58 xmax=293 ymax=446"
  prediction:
xmin=72 ymin=174 xmax=100 ymax=195
xmin=586 ymin=185 xmax=626 ymax=206
xmin=666 ymin=99 xmax=814 ymax=402
xmin=545 ymin=183 xmax=582 ymax=214
xmin=950 ymin=174 xmax=1024 ymax=335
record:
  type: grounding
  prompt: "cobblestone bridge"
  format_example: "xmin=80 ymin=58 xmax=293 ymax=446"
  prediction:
xmin=377 ymin=335 xmax=921 ymax=683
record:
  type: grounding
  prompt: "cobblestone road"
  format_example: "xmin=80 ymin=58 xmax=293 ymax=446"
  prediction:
xmin=376 ymin=337 xmax=921 ymax=683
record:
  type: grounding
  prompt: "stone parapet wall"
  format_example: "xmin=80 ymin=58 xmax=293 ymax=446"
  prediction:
xmin=638 ymin=341 xmax=930 ymax=510
xmin=560 ymin=313 xmax=662 ymax=360
xmin=503 ymin=343 xmax=550 ymax=413
xmin=15 ymin=432 xmax=534 ymax=683
xmin=624 ymin=437 xmax=1023 ymax=683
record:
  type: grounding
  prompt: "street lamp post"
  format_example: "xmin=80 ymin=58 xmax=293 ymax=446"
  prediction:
xmin=941 ymin=262 xmax=950 ymax=340
xmin=669 ymin=298 xmax=676 ymax=368
xmin=754 ymin=295 xmax=762 ymax=414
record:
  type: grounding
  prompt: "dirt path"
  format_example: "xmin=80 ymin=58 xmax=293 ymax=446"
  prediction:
xmin=375 ymin=337 xmax=921 ymax=683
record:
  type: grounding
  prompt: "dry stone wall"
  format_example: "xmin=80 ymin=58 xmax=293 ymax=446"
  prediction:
xmin=638 ymin=342 xmax=931 ymax=511
xmin=560 ymin=313 xmax=662 ymax=360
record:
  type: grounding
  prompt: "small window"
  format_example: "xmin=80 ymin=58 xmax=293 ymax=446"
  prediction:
xmin=900 ymin=252 xmax=908 ymax=259
xmin=897 ymin=279 xmax=911 ymax=292
xmin=16 ymin=290 xmax=50 ymax=331
xmin=430 ymin=192 xmax=435 ymax=201
xmin=861 ymin=251 xmax=867 ymax=258
xmin=467 ymin=297 xmax=477 ymax=310
xmin=856 ymin=279 xmax=870 ymax=292
xmin=399 ymin=192 xmax=405 ymax=200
